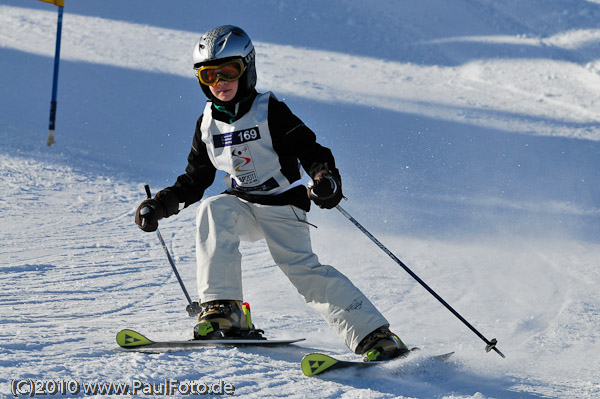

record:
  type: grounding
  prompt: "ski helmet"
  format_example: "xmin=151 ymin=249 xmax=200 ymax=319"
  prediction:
xmin=192 ymin=25 xmax=257 ymax=103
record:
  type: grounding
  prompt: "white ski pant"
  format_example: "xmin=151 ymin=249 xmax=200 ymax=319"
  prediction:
xmin=195 ymin=194 xmax=389 ymax=352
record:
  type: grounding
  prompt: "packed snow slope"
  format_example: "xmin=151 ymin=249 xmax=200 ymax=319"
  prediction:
xmin=1 ymin=1 xmax=599 ymax=398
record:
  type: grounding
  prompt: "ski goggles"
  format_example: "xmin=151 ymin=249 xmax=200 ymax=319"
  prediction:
xmin=195 ymin=59 xmax=245 ymax=86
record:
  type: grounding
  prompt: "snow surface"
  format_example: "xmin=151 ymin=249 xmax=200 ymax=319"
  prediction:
xmin=1 ymin=1 xmax=600 ymax=398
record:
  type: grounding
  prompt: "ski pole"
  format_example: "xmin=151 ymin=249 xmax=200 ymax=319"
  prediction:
xmin=144 ymin=185 xmax=201 ymax=317
xmin=335 ymin=203 xmax=505 ymax=358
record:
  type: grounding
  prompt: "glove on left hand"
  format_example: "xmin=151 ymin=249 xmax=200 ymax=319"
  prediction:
xmin=308 ymin=169 xmax=343 ymax=209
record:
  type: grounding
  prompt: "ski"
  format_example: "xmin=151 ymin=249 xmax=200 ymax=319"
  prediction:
xmin=301 ymin=350 xmax=454 ymax=377
xmin=116 ymin=329 xmax=305 ymax=351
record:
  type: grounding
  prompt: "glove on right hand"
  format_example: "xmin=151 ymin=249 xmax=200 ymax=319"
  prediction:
xmin=135 ymin=198 xmax=165 ymax=232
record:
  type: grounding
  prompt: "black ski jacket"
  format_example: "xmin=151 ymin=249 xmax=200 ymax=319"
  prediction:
xmin=158 ymin=91 xmax=340 ymax=217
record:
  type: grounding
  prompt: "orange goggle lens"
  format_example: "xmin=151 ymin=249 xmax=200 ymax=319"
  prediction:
xmin=197 ymin=60 xmax=244 ymax=86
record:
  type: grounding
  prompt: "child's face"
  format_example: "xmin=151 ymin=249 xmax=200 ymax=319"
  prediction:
xmin=209 ymin=79 xmax=239 ymax=103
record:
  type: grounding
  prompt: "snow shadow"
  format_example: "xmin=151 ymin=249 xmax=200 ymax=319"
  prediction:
xmin=18 ymin=0 xmax=600 ymax=66
xmin=296 ymin=98 xmax=600 ymax=240
xmin=3 ymin=46 xmax=599 ymax=242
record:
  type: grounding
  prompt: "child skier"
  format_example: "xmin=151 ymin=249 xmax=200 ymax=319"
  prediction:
xmin=135 ymin=25 xmax=408 ymax=361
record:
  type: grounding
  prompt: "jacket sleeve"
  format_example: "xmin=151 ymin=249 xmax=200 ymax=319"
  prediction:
xmin=268 ymin=96 xmax=341 ymax=182
xmin=158 ymin=116 xmax=217 ymax=216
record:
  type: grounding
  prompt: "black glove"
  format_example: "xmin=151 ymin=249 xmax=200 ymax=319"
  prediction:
xmin=135 ymin=189 xmax=180 ymax=232
xmin=308 ymin=169 xmax=343 ymax=209
xmin=135 ymin=198 xmax=165 ymax=232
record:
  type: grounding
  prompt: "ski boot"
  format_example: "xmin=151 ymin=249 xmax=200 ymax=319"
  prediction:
xmin=356 ymin=326 xmax=409 ymax=362
xmin=193 ymin=300 xmax=264 ymax=340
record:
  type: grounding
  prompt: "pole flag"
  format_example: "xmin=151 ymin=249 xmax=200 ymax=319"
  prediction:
xmin=38 ymin=0 xmax=65 ymax=7
xmin=38 ymin=0 xmax=65 ymax=145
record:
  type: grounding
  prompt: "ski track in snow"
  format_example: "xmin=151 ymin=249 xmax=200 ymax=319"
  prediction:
xmin=2 ymin=1 xmax=600 ymax=398
xmin=1 ymin=150 xmax=599 ymax=398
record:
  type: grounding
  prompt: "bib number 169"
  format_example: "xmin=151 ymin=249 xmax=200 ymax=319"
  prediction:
xmin=237 ymin=128 xmax=259 ymax=143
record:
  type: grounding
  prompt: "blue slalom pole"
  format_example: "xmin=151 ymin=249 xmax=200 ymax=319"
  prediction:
xmin=47 ymin=5 xmax=64 ymax=146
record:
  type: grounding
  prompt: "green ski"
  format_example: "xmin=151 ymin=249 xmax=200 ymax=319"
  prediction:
xmin=301 ymin=351 xmax=454 ymax=377
xmin=116 ymin=329 xmax=304 ymax=351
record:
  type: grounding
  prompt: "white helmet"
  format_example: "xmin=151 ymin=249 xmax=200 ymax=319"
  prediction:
xmin=192 ymin=25 xmax=257 ymax=101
